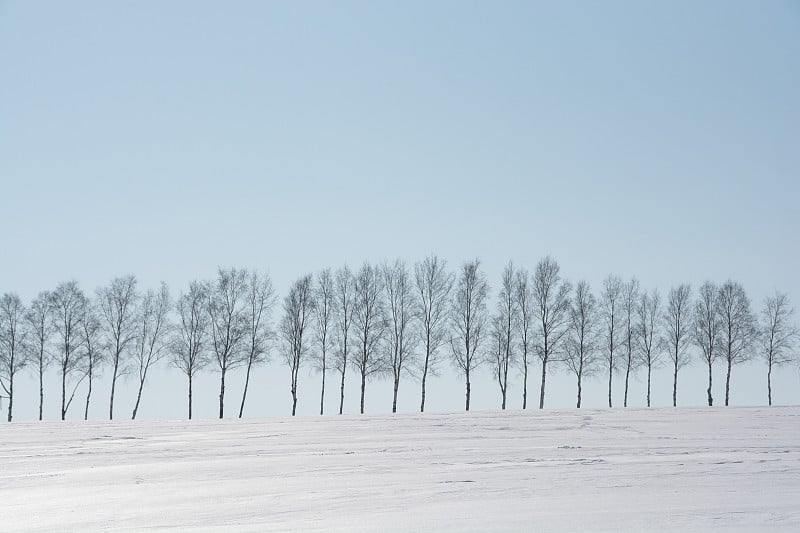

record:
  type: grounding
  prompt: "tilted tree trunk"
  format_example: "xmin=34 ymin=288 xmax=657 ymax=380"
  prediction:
xmin=239 ymin=360 xmax=254 ymax=419
xmin=420 ymin=342 xmax=430 ymax=413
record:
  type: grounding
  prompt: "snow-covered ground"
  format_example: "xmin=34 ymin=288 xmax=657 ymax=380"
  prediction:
xmin=1 ymin=407 xmax=799 ymax=531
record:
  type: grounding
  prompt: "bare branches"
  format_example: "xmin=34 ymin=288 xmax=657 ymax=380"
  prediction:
xmin=0 ymin=293 xmax=29 ymax=421
xmin=694 ymin=281 xmax=720 ymax=406
xmin=514 ymin=268 xmax=534 ymax=409
xmin=172 ymin=281 xmax=209 ymax=419
xmin=333 ymin=266 xmax=355 ymax=414
xmin=312 ymin=269 xmax=335 ymax=414
xmin=24 ymin=291 xmax=53 ymax=420
xmin=352 ymin=263 xmax=386 ymax=414
xmin=239 ymin=271 xmax=277 ymax=418
xmin=450 ymin=259 xmax=489 ymax=411
xmin=50 ymin=281 xmax=88 ymax=420
xmin=717 ymin=280 xmax=756 ymax=406
xmin=621 ymin=278 xmax=640 ymax=407
xmin=491 ymin=262 xmax=517 ymax=410
xmin=563 ymin=281 xmax=600 ymax=408
xmin=760 ymin=292 xmax=798 ymax=405
xmin=281 ymin=274 xmax=314 ymax=416
xmin=664 ymin=284 xmax=692 ymax=407
xmin=131 ymin=283 xmax=172 ymax=420
xmin=414 ymin=255 xmax=453 ymax=413
xmin=79 ymin=297 xmax=102 ymax=421
xmin=601 ymin=275 xmax=623 ymax=407
xmin=383 ymin=259 xmax=415 ymax=414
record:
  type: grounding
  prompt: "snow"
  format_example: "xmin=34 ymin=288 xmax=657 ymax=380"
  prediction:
xmin=1 ymin=407 xmax=799 ymax=531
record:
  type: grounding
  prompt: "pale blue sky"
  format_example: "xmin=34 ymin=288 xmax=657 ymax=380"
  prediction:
xmin=1 ymin=1 xmax=799 ymax=420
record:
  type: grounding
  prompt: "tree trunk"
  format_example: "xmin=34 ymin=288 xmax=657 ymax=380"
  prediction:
xmin=291 ymin=386 xmax=297 ymax=416
xmin=539 ymin=357 xmax=547 ymax=409
xmin=7 ymin=374 xmax=13 ymax=422
xmin=392 ymin=374 xmax=400 ymax=413
xmin=339 ymin=367 xmax=346 ymax=415
xmin=320 ymin=360 xmax=326 ymax=416
xmin=725 ymin=359 xmax=732 ymax=406
xmin=576 ymin=374 xmax=582 ymax=409
xmin=239 ymin=359 xmax=254 ymax=419
xmin=608 ymin=359 xmax=613 ymax=408
xmin=360 ymin=369 xmax=366 ymax=414
xmin=218 ymin=365 xmax=226 ymax=419
xmin=522 ymin=361 xmax=528 ymax=409
xmin=188 ymin=374 xmax=193 ymax=420
xmin=38 ymin=361 xmax=44 ymax=421
xmin=132 ymin=376 xmax=145 ymax=420
xmin=84 ymin=365 xmax=92 ymax=421
xmin=767 ymin=363 xmax=773 ymax=406
xmin=420 ymin=347 xmax=430 ymax=413
xmin=465 ymin=375 xmax=471 ymax=411
xmin=707 ymin=360 xmax=713 ymax=407
xmin=646 ymin=364 xmax=651 ymax=407
xmin=109 ymin=358 xmax=119 ymax=420
xmin=624 ymin=351 xmax=631 ymax=407
xmin=61 ymin=365 xmax=67 ymax=421
xmin=672 ymin=359 xmax=678 ymax=407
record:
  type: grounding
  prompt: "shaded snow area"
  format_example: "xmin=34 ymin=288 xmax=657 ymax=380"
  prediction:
xmin=1 ymin=407 xmax=799 ymax=532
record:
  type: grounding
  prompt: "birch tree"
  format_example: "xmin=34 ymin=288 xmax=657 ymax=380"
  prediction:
xmin=352 ymin=263 xmax=386 ymax=414
xmin=563 ymin=281 xmax=599 ymax=408
xmin=450 ymin=259 xmax=489 ymax=411
xmin=333 ymin=266 xmax=355 ymax=414
xmin=533 ymin=257 xmax=572 ymax=409
xmin=172 ymin=281 xmax=209 ymax=419
xmin=492 ymin=262 xmax=516 ymax=410
xmin=759 ymin=292 xmax=798 ymax=405
xmin=50 ymin=281 xmax=88 ymax=420
xmin=694 ymin=282 xmax=720 ymax=406
xmin=0 ymin=293 xmax=28 ymax=422
xmin=414 ymin=255 xmax=453 ymax=413
xmin=131 ymin=283 xmax=171 ymax=420
xmin=79 ymin=298 xmax=102 ymax=421
xmin=25 ymin=291 xmax=53 ymax=420
xmin=515 ymin=268 xmax=534 ymax=409
xmin=97 ymin=275 xmax=138 ymax=420
xmin=207 ymin=268 xmax=249 ymax=418
xmin=635 ymin=288 xmax=662 ymax=407
xmin=665 ymin=284 xmax=692 ymax=407
xmin=383 ymin=259 xmax=415 ymax=413
xmin=239 ymin=271 xmax=276 ymax=418
xmin=312 ymin=269 xmax=334 ymax=416
xmin=281 ymin=274 xmax=314 ymax=416
xmin=717 ymin=281 xmax=756 ymax=406
xmin=601 ymin=275 xmax=623 ymax=407
xmin=622 ymin=278 xmax=640 ymax=407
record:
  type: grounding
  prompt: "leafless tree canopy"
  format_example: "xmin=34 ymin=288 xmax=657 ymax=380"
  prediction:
xmin=310 ymin=269 xmax=334 ymax=416
xmin=601 ymin=275 xmax=623 ymax=408
xmin=333 ymin=266 xmax=355 ymax=415
xmin=450 ymin=259 xmax=489 ymax=411
xmin=281 ymin=274 xmax=314 ymax=416
xmin=514 ymin=268 xmax=534 ymax=409
xmin=50 ymin=281 xmax=88 ymax=420
xmin=563 ymin=281 xmax=600 ymax=408
xmin=79 ymin=297 xmax=102 ymax=421
xmin=760 ymin=292 xmax=798 ymax=406
xmin=665 ymin=284 xmax=692 ymax=407
xmin=383 ymin=259 xmax=416 ymax=414
xmin=24 ymin=291 xmax=53 ymax=420
xmin=171 ymin=280 xmax=210 ymax=419
xmin=717 ymin=280 xmax=756 ymax=406
xmin=621 ymin=278 xmax=640 ymax=407
xmin=352 ymin=263 xmax=386 ymax=414
xmin=0 ymin=293 xmax=29 ymax=422
xmin=414 ymin=255 xmax=453 ymax=413
xmin=491 ymin=262 xmax=516 ymax=410
xmin=239 ymin=271 xmax=276 ymax=418
xmin=635 ymin=288 xmax=662 ymax=407
xmin=97 ymin=275 xmax=138 ymax=420
xmin=131 ymin=283 xmax=172 ymax=420
xmin=694 ymin=281 xmax=721 ymax=406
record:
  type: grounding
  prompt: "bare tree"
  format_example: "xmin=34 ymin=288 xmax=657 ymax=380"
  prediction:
xmin=414 ymin=255 xmax=453 ymax=413
xmin=79 ymin=298 xmax=102 ymax=421
xmin=0 ymin=293 xmax=29 ymax=422
xmin=717 ymin=280 xmax=756 ymax=406
xmin=383 ymin=259 xmax=415 ymax=413
xmin=514 ymin=268 xmax=534 ymax=409
xmin=694 ymin=282 xmax=720 ymax=406
xmin=492 ymin=262 xmax=516 ymax=410
xmin=207 ymin=267 xmax=249 ymax=418
xmin=352 ymin=263 xmax=386 ymax=414
xmin=239 ymin=271 xmax=276 ymax=418
xmin=533 ymin=257 xmax=572 ymax=409
xmin=333 ymin=266 xmax=355 ymax=414
xmin=172 ymin=281 xmax=209 ymax=419
xmin=563 ymin=281 xmax=600 ymax=408
xmin=450 ymin=259 xmax=489 ymax=411
xmin=760 ymin=292 xmax=798 ymax=405
xmin=622 ymin=278 xmax=640 ymax=407
xmin=635 ymin=288 xmax=663 ymax=407
xmin=280 ymin=274 xmax=314 ymax=416
xmin=131 ymin=283 xmax=171 ymax=420
xmin=50 ymin=281 xmax=88 ymax=420
xmin=311 ymin=270 xmax=334 ymax=415
xmin=601 ymin=275 xmax=623 ymax=407
xmin=25 ymin=291 xmax=53 ymax=420
xmin=665 ymin=284 xmax=692 ymax=407
xmin=97 ymin=275 xmax=138 ymax=420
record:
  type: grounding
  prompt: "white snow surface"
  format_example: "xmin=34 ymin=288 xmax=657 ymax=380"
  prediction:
xmin=1 ymin=407 xmax=799 ymax=532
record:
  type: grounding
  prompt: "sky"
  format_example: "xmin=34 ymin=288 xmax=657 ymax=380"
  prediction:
xmin=1 ymin=1 xmax=799 ymax=421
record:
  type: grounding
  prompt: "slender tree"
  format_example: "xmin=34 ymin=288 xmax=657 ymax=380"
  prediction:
xmin=450 ymin=259 xmax=489 ymax=411
xmin=97 ymin=275 xmax=138 ymax=420
xmin=352 ymin=263 xmax=386 ymax=414
xmin=514 ymin=268 xmax=534 ymax=409
xmin=622 ymin=278 xmax=640 ymax=407
xmin=312 ymin=269 xmax=334 ymax=416
xmin=492 ymin=262 xmax=516 ymax=410
xmin=50 ymin=281 xmax=88 ymax=420
xmin=664 ymin=284 xmax=692 ymax=407
xmin=717 ymin=280 xmax=756 ymax=406
xmin=25 ymin=291 xmax=53 ymax=420
xmin=0 ymin=293 xmax=29 ymax=422
xmin=563 ymin=281 xmax=599 ymax=408
xmin=694 ymin=282 xmax=720 ymax=406
xmin=207 ymin=268 xmax=249 ymax=418
xmin=635 ymin=288 xmax=662 ymax=407
xmin=759 ymin=292 xmax=798 ymax=405
xmin=533 ymin=257 xmax=571 ymax=409
xmin=79 ymin=298 xmax=102 ymax=421
xmin=172 ymin=281 xmax=209 ymax=419
xmin=131 ymin=283 xmax=171 ymax=420
xmin=333 ymin=266 xmax=355 ymax=414
xmin=414 ymin=255 xmax=453 ymax=413
xmin=601 ymin=275 xmax=623 ymax=407
xmin=280 ymin=274 xmax=314 ymax=416
xmin=239 ymin=271 xmax=276 ymax=418
xmin=383 ymin=259 xmax=415 ymax=413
